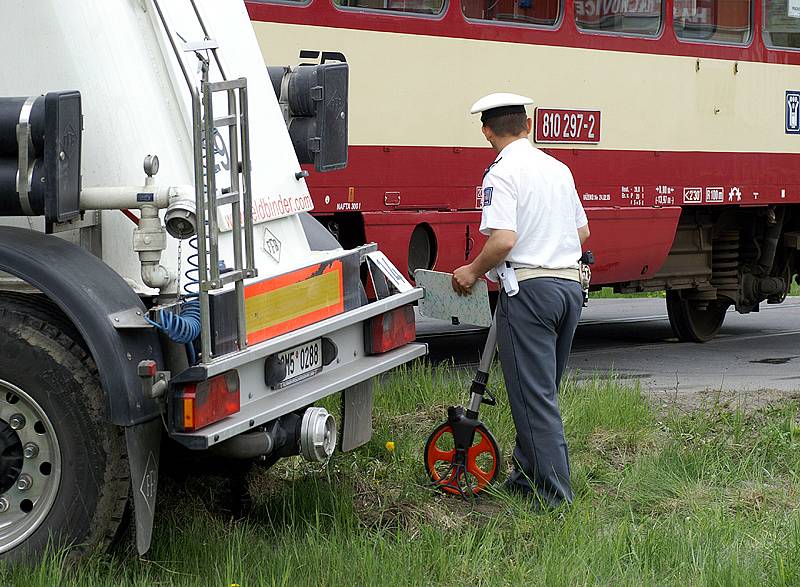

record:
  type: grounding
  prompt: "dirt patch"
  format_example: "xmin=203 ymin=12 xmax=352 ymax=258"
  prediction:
xmin=383 ymin=405 xmax=446 ymax=434
xmin=587 ymin=429 xmax=659 ymax=469
xmin=652 ymin=481 xmax=718 ymax=515
xmin=727 ymin=480 xmax=799 ymax=513
xmin=646 ymin=387 xmax=800 ymax=414
xmin=350 ymin=476 xmax=507 ymax=536
xmin=647 ymin=479 xmax=800 ymax=516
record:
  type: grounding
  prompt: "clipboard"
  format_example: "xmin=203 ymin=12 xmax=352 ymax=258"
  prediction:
xmin=414 ymin=269 xmax=493 ymax=328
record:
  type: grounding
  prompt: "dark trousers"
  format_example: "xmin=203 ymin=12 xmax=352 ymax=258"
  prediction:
xmin=496 ymin=277 xmax=583 ymax=507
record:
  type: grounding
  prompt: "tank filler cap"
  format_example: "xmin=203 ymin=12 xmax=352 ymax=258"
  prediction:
xmin=300 ymin=407 xmax=337 ymax=462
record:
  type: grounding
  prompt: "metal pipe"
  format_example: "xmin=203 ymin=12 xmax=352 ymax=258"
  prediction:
xmin=188 ymin=0 xmax=227 ymax=80
xmin=203 ymin=82 xmax=220 ymax=287
xmin=207 ymin=430 xmax=273 ymax=460
xmin=135 ymin=204 xmax=176 ymax=292
xmin=239 ymin=85 xmax=255 ymax=274
xmin=80 ymin=184 xmax=192 ymax=210
xmin=151 ymin=0 xmax=197 ymax=101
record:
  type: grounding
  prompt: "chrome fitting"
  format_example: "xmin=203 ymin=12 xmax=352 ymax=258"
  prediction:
xmin=299 ymin=407 xmax=337 ymax=463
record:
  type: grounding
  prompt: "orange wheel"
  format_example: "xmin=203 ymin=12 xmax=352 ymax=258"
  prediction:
xmin=423 ymin=421 xmax=501 ymax=496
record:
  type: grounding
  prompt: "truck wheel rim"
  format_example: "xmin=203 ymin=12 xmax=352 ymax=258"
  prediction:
xmin=0 ymin=379 xmax=62 ymax=553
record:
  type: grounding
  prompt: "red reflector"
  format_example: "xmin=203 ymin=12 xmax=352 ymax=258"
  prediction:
xmin=365 ymin=305 xmax=416 ymax=354
xmin=173 ymin=370 xmax=240 ymax=432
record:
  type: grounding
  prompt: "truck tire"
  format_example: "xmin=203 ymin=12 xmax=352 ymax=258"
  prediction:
xmin=666 ymin=291 xmax=728 ymax=343
xmin=0 ymin=300 xmax=129 ymax=561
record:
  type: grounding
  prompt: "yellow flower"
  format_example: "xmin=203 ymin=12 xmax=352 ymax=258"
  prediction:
xmin=385 ymin=441 xmax=395 ymax=452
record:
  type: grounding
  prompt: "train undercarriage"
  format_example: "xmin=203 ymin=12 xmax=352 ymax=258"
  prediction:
xmin=315 ymin=205 xmax=800 ymax=343
xmin=614 ymin=205 xmax=800 ymax=342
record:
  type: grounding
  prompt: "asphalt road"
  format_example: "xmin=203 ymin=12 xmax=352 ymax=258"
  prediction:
xmin=418 ymin=297 xmax=800 ymax=402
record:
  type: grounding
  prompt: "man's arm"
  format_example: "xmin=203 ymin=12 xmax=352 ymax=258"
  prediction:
xmin=578 ymin=223 xmax=590 ymax=245
xmin=452 ymin=229 xmax=517 ymax=295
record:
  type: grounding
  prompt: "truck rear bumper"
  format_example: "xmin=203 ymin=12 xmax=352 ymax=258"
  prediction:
xmin=201 ymin=287 xmax=422 ymax=378
xmin=168 ymin=286 xmax=426 ymax=450
xmin=171 ymin=341 xmax=426 ymax=450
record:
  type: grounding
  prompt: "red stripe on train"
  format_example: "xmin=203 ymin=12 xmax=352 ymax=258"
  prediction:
xmin=304 ymin=145 xmax=800 ymax=285
xmin=308 ymin=145 xmax=800 ymax=211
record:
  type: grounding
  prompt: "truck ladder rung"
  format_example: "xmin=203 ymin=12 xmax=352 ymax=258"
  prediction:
xmin=215 ymin=192 xmax=240 ymax=207
xmin=214 ymin=115 xmax=236 ymax=128
xmin=201 ymin=270 xmax=246 ymax=292
xmin=207 ymin=79 xmax=246 ymax=92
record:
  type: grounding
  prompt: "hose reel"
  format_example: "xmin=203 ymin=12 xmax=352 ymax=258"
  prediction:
xmin=0 ymin=91 xmax=82 ymax=223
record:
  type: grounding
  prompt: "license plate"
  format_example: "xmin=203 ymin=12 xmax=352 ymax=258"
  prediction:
xmin=534 ymin=108 xmax=601 ymax=144
xmin=274 ymin=339 xmax=322 ymax=389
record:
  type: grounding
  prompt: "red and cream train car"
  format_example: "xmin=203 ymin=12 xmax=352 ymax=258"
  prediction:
xmin=246 ymin=0 xmax=800 ymax=341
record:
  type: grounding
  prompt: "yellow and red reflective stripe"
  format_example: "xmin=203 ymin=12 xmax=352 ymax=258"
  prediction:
xmin=244 ymin=260 xmax=344 ymax=345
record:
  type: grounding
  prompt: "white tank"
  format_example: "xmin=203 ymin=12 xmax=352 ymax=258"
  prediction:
xmin=0 ymin=0 xmax=318 ymax=291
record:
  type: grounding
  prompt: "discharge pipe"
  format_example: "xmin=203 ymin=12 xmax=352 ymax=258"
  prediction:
xmin=208 ymin=408 xmax=337 ymax=462
xmin=79 ymin=155 xmax=197 ymax=293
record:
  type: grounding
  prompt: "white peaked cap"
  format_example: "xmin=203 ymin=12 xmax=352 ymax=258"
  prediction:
xmin=470 ymin=92 xmax=534 ymax=115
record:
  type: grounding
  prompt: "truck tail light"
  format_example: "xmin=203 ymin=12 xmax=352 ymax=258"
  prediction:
xmin=173 ymin=370 xmax=240 ymax=432
xmin=364 ymin=305 xmax=416 ymax=355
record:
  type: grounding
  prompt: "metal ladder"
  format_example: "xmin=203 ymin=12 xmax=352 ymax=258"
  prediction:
xmin=153 ymin=0 xmax=257 ymax=361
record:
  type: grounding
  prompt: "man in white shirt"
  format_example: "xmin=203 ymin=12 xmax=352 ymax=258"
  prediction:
xmin=452 ymin=93 xmax=590 ymax=507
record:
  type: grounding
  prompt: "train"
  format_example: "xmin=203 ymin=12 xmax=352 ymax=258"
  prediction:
xmin=246 ymin=0 xmax=800 ymax=341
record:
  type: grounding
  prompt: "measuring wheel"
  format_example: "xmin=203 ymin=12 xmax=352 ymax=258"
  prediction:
xmin=424 ymin=419 xmax=501 ymax=497
xmin=423 ymin=309 xmax=503 ymax=498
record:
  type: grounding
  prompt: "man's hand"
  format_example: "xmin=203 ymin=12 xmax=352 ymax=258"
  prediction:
xmin=452 ymin=264 xmax=478 ymax=296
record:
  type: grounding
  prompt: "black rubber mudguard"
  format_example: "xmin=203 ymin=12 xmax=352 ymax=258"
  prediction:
xmin=0 ymin=226 xmax=162 ymax=426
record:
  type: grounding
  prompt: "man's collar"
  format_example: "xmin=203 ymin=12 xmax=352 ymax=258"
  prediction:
xmin=497 ymin=137 xmax=530 ymax=158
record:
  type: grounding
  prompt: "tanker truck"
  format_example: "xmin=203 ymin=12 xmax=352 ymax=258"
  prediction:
xmin=0 ymin=0 xmax=425 ymax=559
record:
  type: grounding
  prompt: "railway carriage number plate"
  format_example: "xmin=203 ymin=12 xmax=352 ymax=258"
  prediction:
xmin=534 ymin=108 xmax=601 ymax=144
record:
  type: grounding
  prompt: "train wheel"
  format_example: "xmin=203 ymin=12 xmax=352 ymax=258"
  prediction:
xmin=666 ymin=291 xmax=728 ymax=342
xmin=424 ymin=421 xmax=501 ymax=496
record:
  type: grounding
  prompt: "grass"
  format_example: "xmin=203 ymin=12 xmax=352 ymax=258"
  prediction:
xmin=3 ymin=363 xmax=800 ymax=586
xmin=590 ymin=287 xmax=666 ymax=299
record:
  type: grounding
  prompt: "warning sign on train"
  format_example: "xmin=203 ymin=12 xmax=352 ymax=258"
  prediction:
xmin=786 ymin=91 xmax=800 ymax=134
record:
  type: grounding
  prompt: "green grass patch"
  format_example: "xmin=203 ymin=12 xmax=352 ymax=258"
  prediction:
xmin=590 ymin=279 xmax=800 ymax=299
xmin=3 ymin=364 xmax=799 ymax=586
xmin=590 ymin=287 xmax=666 ymax=299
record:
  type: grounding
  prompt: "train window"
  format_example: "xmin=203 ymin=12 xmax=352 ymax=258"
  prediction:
xmin=763 ymin=0 xmax=800 ymax=48
xmin=673 ymin=0 xmax=752 ymax=44
xmin=461 ymin=0 xmax=561 ymax=27
xmin=574 ymin=0 xmax=662 ymax=36
xmin=334 ymin=0 xmax=445 ymax=14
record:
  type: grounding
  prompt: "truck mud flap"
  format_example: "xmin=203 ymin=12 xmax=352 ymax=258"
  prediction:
xmin=340 ymin=379 xmax=373 ymax=452
xmin=124 ymin=419 xmax=161 ymax=555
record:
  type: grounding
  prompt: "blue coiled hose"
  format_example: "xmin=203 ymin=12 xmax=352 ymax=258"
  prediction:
xmin=149 ymin=302 xmax=201 ymax=345
xmin=147 ymin=235 xmax=202 ymax=364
